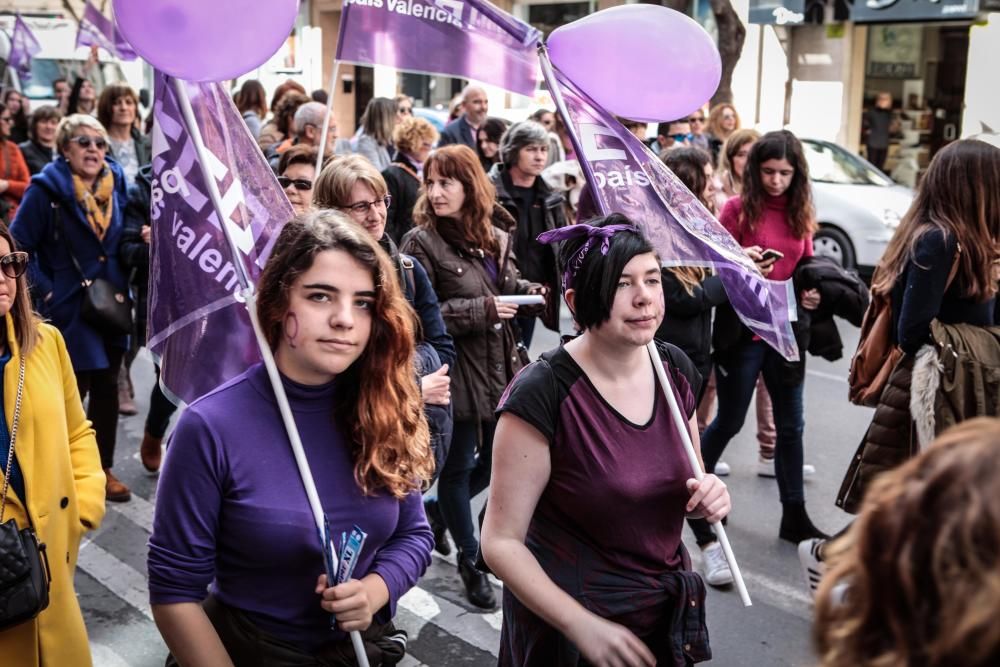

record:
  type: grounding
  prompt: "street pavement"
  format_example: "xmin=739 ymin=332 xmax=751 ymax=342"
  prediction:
xmin=79 ymin=311 xmax=872 ymax=666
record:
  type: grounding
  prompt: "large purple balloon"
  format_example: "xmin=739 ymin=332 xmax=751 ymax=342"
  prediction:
xmin=113 ymin=0 xmax=299 ymax=82
xmin=547 ymin=5 xmax=721 ymax=123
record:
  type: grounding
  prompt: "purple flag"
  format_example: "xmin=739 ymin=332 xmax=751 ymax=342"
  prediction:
xmin=148 ymin=73 xmax=294 ymax=404
xmin=552 ymin=66 xmax=800 ymax=361
xmin=337 ymin=0 xmax=541 ymax=96
xmin=76 ymin=0 xmax=137 ymax=61
xmin=8 ymin=14 xmax=41 ymax=81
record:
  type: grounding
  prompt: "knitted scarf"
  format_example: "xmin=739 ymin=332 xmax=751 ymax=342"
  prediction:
xmin=72 ymin=167 xmax=114 ymax=239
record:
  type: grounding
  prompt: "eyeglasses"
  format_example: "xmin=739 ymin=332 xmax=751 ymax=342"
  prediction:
xmin=277 ymin=176 xmax=313 ymax=191
xmin=687 ymin=117 xmax=705 ymax=124
xmin=0 ymin=252 xmax=29 ymax=279
xmin=69 ymin=136 xmax=108 ymax=151
xmin=343 ymin=195 xmax=391 ymax=215
xmin=671 ymin=133 xmax=695 ymax=143
xmin=398 ymin=107 xmax=413 ymax=115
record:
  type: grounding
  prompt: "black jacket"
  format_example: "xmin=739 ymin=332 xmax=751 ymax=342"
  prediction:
xmin=119 ymin=165 xmax=152 ymax=343
xmin=655 ymin=271 xmax=727 ymax=382
xmin=381 ymin=152 xmax=420 ymax=245
xmin=793 ymin=256 xmax=869 ymax=361
xmin=491 ymin=166 xmax=567 ymax=332
xmin=18 ymin=140 xmax=56 ymax=176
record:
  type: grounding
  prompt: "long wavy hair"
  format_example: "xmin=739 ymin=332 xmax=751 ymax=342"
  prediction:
xmin=871 ymin=139 xmax=1000 ymax=300
xmin=739 ymin=130 xmax=815 ymax=240
xmin=814 ymin=417 xmax=1000 ymax=667
xmin=413 ymin=145 xmax=499 ymax=255
xmin=256 ymin=210 xmax=432 ymax=498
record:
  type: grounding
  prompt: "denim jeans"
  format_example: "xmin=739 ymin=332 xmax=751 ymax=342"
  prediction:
xmin=437 ymin=419 xmax=495 ymax=557
xmin=690 ymin=340 xmax=805 ymax=545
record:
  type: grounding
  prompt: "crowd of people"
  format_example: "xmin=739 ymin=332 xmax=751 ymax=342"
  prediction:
xmin=2 ymin=67 xmax=1000 ymax=667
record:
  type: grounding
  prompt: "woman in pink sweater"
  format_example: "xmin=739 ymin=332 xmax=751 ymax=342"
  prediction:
xmin=688 ymin=131 xmax=826 ymax=580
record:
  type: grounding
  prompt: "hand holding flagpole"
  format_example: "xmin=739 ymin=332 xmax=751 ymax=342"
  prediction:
xmin=170 ymin=78 xmax=373 ymax=665
xmin=539 ymin=46 xmax=751 ymax=607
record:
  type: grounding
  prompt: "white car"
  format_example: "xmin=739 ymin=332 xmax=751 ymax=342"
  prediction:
xmin=802 ymin=139 xmax=913 ymax=275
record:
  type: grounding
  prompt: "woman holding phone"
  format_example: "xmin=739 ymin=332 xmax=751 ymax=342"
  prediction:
xmin=688 ymin=130 xmax=826 ymax=553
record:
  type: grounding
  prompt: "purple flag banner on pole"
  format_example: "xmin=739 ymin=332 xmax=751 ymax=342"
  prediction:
xmin=148 ymin=73 xmax=293 ymax=404
xmin=8 ymin=14 xmax=42 ymax=81
xmin=336 ymin=0 xmax=542 ymax=96
xmin=550 ymin=64 xmax=800 ymax=362
xmin=76 ymin=0 xmax=137 ymax=61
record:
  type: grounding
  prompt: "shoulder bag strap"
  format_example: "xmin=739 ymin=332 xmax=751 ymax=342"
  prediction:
xmin=2 ymin=143 xmax=11 ymax=180
xmin=52 ymin=204 xmax=91 ymax=287
xmin=945 ymin=242 xmax=961 ymax=290
xmin=0 ymin=357 xmax=28 ymax=523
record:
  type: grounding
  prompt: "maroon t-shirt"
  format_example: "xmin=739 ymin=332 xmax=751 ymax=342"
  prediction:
xmin=495 ymin=341 xmax=702 ymax=665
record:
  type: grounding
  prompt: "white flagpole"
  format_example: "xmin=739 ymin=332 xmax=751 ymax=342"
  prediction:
xmin=537 ymin=48 xmax=752 ymax=607
xmin=171 ymin=77 xmax=373 ymax=664
xmin=315 ymin=60 xmax=342 ymax=176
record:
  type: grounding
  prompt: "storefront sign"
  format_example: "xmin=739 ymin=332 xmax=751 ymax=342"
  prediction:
xmin=852 ymin=0 xmax=981 ymax=22
xmin=866 ymin=24 xmax=922 ymax=77
xmin=749 ymin=0 xmax=807 ymax=24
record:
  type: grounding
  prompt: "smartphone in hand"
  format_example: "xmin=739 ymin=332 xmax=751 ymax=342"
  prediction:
xmin=759 ymin=249 xmax=784 ymax=263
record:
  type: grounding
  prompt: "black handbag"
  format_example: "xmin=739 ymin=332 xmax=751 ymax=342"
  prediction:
xmin=54 ymin=204 xmax=133 ymax=337
xmin=0 ymin=357 xmax=52 ymax=630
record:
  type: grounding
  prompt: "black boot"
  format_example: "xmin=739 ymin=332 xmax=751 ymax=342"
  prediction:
xmin=779 ymin=502 xmax=829 ymax=544
xmin=424 ymin=499 xmax=451 ymax=556
xmin=458 ymin=552 xmax=496 ymax=610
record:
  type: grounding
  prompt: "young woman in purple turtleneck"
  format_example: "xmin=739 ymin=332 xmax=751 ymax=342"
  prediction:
xmin=688 ymin=130 xmax=828 ymax=557
xmin=148 ymin=211 xmax=435 ymax=666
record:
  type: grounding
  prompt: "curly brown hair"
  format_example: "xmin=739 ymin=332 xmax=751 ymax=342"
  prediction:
xmin=739 ymin=130 xmax=816 ymax=240
xmin=412 ymin=145 xmax=498 ymax=255
xmin=814 ymin=417 xmax=1000 ymax=667
xmin=256 ymin=210 xmax=432 ymax=498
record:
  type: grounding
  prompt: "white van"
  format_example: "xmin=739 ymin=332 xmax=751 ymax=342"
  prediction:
xmin=0 ymin=14 xmax=147 ymax=107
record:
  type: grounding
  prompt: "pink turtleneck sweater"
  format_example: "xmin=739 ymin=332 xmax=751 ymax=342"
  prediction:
xmin=718 ymin=194 xmax=813 ymax=282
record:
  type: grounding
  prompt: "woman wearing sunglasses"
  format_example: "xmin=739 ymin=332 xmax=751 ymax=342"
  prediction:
xmin=0 ymin=222 xmax=106 ymax=667
xmin=10 ymin=114 xmax=132 ymax=503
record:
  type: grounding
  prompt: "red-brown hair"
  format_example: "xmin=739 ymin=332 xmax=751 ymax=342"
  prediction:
xmin=256 ymin=210 xmax=432 ymax=497
xmin=412 ymin=145 xmax=498 ymax=255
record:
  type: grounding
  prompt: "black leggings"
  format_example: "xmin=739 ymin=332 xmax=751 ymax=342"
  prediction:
xmin=75 ymin=344 xmax=124 ymax=470
xmin=146 ymin=364 xmax=179 ymax=439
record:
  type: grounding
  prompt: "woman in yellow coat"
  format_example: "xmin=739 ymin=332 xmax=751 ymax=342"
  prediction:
xmin=0 ymin=220 xmax=106 ymax=666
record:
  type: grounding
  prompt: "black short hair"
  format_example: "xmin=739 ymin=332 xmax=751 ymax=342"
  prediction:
xmin=560 ymin=213 xmax=655 ymax=330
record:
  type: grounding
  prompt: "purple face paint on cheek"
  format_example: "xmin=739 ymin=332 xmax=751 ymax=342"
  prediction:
xmin=284 ymin=312 xmax=299 ymax=349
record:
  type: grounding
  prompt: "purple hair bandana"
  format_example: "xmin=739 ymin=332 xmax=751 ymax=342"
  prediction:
xmin=537 ymin=223 xmax=638 ymax=290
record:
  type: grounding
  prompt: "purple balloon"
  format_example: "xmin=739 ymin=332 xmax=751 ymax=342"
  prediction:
xmin=547 ymin=5 xmax=721 ymax=123
xmin=113 ymin=0 xmax=299 ymax=82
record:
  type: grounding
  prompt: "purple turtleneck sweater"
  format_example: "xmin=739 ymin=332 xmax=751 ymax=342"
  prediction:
xmin=148 ymin=363 xmax=433 ymax=651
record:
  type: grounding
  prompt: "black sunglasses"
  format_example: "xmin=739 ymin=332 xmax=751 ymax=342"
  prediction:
xmin=70 ymin=136 xmax=108 ymax=150
xmin=0 ymin=252 xmax=29 ymax=279
xmin=277 ymin=176 xmax=313 ymax=191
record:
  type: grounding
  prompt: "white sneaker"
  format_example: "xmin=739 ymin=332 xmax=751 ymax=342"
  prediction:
xmin=798 ymin=538 xmax=826 ymax=598
xmin=700 ymin=541 xmax=734 ymax=587
xmin=714 ymin=461 xmax=731 ymax=476
xmin=756 ymin=456 xmax=817 ymax=478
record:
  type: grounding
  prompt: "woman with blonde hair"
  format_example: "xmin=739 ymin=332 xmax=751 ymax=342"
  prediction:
xmin=401 ymin=145 xmax=545 ymax=609
xmin=706 ymin=103 xmax=740 ymax=164
xmin=0 ymin=221 xmax=106 ymax=666
xmin=149 ymin=210 xmax=434 ymax=665
xmin=11 ymin=113 xmax=132 ymax=502
xmin=382 ymin=116 xmax=439 ymax=243
xmin=815 ymin=417 xmax=1000 ymax=667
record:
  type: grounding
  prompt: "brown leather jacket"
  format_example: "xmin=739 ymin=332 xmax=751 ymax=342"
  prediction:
xmin=401 ymin=208 xmax=539 ymax=422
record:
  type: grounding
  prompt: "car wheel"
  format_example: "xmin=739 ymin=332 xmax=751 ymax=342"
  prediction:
xmin=813 ymin=226 xmax=856 ymax=270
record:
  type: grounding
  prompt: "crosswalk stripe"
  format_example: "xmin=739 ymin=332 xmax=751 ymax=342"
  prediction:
xmin=399 ymin=583 xmax=500 ymax=656
xmin=78 ymin=540 xmax=154 ymax=622
xmin=88 ymin=641 xmax=135 ymax=667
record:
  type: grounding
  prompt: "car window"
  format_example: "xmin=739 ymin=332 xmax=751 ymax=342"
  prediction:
xmin=803 ymin=140 xmax=893 ymax=187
